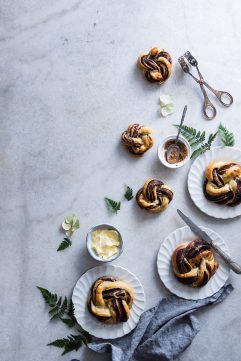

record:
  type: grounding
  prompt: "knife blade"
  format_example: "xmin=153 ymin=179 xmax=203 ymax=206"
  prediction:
xmin=177 ymin=209 xmax=241 ymax=274
xmin=177 ymin=209 xmax=212 ymax=244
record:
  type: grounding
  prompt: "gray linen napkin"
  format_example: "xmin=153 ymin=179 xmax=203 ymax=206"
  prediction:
xmin=84 ymin=284 xmax=233 ymax=361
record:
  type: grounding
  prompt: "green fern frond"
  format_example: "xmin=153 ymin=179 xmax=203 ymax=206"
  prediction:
xmin=218 ymin=123 xmax=235 ymax=146
xmin=57 ymin=238 xmax=72 ymax=251
xmin=105 ymin=197 xmax=121 ymax=213
xmin=174 ymin=124 xmax=205 ymax=148
xmin=124 ymin=186 xmax=133 ymax=201
xmin=173 ymin=124 xmax=218 ymax=158
xmin=48 ymin=333 xmax=91 ymax=355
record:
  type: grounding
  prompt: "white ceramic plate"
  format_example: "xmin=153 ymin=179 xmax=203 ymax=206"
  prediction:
xmin=188 ymin=146 xmax=241 ymax=219
xmin=72 ymin=265 xmax=145 ymax=339
xmin=157 ymin=226 xmax=230 ymax=300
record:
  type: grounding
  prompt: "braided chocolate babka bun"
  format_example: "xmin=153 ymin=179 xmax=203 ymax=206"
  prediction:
xmin=136 ymin=179 xmax=173 ymax=212
xmin=203 ymin=161 xmax=241 ymax=206
xmin=121 ymin=123 xmax=154 ymax=155
xmin=172 ymin=239 xmax=219 ymax=288
xmin=138 ymin=47 xmax=172 ymax=84
xmin=88 ymin=276 xmax=134 ymax=324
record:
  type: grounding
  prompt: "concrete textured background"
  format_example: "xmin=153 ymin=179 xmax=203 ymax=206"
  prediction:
xmin=0 ymin=1 xmax=240 ymax=360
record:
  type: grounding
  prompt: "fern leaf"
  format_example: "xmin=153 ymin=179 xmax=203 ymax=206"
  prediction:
xmin=60 ymin=318 xmax=76 ymax=327
xmin=105 ymin=197 xmax=121 ymax=213
xmin=191 ymin=145 xmax=207 ymax=158
xmin=50 ymin=297 xmax=68 ymax=320
xmin=37 ymin=287 xmax=71 ymax=322
xmin=37 ymin=287 xmax=58 ymax=307
xmin=124 ymin=186 xmax=133 ymax=201
xmin=57 ymin=238 xmax=72 ymax=251
xmin=174 ymin=123 xmax=218 ymax=158
xmin=48 ymin=333 xmax=91 ymax=355
xmin=38 ymin=287 xmax=91 ymax=354
xmin=208 ymin=132 xmax=218 ymax=145
xmin=218 ymin=123 xmax=235 ymax=146
xmin=67 ymin=299 xmax=75 ymax=317
xmin=174 ymin=124 xmax=206 ymax=148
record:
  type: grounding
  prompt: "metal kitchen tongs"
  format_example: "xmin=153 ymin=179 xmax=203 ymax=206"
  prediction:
xmin=178 ymin=51 xmax=233 ymax=120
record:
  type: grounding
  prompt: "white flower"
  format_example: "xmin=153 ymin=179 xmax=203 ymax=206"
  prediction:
xmin=159 ymin=95 xmax=174 ymax=117
xmin=62 ymin=213 xmax=80 ymax=237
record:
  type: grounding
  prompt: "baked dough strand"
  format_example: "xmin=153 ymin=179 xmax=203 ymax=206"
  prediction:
xmin=136 ymin=179 xmax=173 ymax=212
xmin=122 ymin=123 xmax=154 ymax=155
xmin=172 ymin=239 xmax=219 ymax=288
xmin=203 ymin=161 xmax=241 ymax=206
xmin=138 ymin=47 xmax=172 ymax=84
xmin=88 ymin=276 xmax=134 ymax=324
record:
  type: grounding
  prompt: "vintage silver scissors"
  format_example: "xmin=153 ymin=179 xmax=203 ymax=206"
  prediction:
xmin=178 ymin=51 xmax=233 ymax=120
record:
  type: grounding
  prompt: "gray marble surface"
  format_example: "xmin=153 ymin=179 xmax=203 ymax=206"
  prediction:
xmin=1 ymin=1 xmax=241 ymax=360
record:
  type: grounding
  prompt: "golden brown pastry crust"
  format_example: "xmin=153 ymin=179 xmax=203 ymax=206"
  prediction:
xmin=88 ymin=276 xmax=134 ymax=324
xmin=203 ymin=161 xmax=241 ymax=206
xmin=138 ymin=47 xmax=172 ymax=84
xmin=172 ymin=239 xmax=219 ymax=288
xmin=136 ymin=178 xmax=173 ymax=212
xmin=121 ymin=123 xmax=154 ymax=155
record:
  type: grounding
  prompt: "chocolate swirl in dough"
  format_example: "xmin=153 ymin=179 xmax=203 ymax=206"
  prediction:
xmin=172 ymin=239 xmax=219 ymax=288
xmin=88 ymin=276 xmax=134 ymax=324
xmin=121 ymin=123 xmax=154 ymax=155
xmin=138 ymin=47 xmax=172 ymax=84
xmin=136 ymin=179 xmax=173 ymax=212
xmin=203 ymin=161 xmax=241 ymax=206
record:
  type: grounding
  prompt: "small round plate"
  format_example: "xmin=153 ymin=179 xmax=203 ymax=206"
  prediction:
xmin=188 ymin=146 xmax=241 ymax=219
xmin=72 ymin=265 xmax=145 ymax=339
xmin=157 ymin=226 xmax=230 ymax=300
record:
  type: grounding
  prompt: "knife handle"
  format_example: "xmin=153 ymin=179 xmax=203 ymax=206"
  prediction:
xmin=211 ymin=243 xmax=241 ymax=274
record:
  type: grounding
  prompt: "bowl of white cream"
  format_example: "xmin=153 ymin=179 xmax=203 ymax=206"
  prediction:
xmin=86 ymin=224 xmax=123 ymax=262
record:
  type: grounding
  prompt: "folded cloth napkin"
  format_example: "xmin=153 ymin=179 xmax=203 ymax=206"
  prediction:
xmin=85 ymin=284 xmax=233 ymax=361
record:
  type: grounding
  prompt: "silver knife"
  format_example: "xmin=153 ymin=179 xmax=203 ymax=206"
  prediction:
xmin=177 ymin=209 xmax=241 ymax=274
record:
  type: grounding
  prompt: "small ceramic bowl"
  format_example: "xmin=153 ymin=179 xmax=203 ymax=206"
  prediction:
xmin=157 ymin=134 xmax=191 ymax=169
xmin=86 ymin=224 xmax=123 ymax=262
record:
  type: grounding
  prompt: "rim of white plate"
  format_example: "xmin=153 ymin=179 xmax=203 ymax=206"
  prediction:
xmin=188 ymin=146 xmax=241 ymax=219
xmin=72 ymin=264 xmax=146 ymax=339
xmin=157 ymin=226 xmax=230 ymax=300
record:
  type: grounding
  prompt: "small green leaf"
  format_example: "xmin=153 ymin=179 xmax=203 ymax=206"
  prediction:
xmin=208 ymin=132 xmax=218 ymax=145
xmin=191 ymin=147 xmax=203 ymax=158
xmin=67 ymin=299 xmax=75 ymax=318
xmin=49 ymin=302 xmax=61 ymax=316
xmin=48 ymin=333 xmax=91 ymax=355
xmin=37 ymin=287 xmax=58 ymax=307
xmin=218 ymin=123 xmax=235 ymax=146
xmin=124 ymin=186 xmax=133 ymax=201
xmin=60 ymin=318 xmax=76 ymax=327
xmin=61 ymin=297 xmax=68 ymax=312
xmin=105 ymin=197 xmax=121 ymax=213
xmin=57 ymin=238 xmax=72 ymax=251
xmin=174 ymin=124 xmax=205 ymax=148
xmin=48 ymin=296 xmax=68 ymax=320
xmin=191 ymin=144 xmax=208 ymax=158
xmin=47 ymin=339 xmax=67 ymax=348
